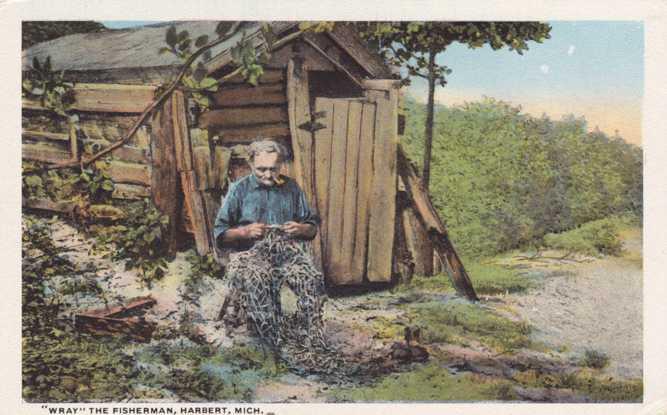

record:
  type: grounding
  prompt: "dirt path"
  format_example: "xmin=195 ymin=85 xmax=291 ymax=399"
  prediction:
xmin=504 ymin=228 xmax=643 ymax=379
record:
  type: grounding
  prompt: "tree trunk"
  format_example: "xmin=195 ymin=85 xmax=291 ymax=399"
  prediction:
xmin=422 ymin=51 xmax=437 ymax=189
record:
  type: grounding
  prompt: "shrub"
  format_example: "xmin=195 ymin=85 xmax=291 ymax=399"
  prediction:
xmin=543 ymin=217 xmax=623 ymax=256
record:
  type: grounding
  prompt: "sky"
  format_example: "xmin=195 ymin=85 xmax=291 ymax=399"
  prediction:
xmin=102 ymin=21 xmax=644 ymax=145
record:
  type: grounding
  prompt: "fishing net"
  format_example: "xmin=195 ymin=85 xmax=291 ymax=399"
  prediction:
xmin=224 ymin=226 xmax=351 ymax=380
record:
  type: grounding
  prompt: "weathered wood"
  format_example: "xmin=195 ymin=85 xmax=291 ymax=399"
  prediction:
xmin=397 ymin=146 xmax=478 ymax=301
xmin=326 ymin=100 xmax=350 ymax=279
xmin=74 ymin=315 xmax=156 ymax=342
xmin=393 ymin=196 xmax=415 ymax=284
xmin=329 ymin=24 xmax=394 ymax=79
xmin=201 ymin=191 xmax=221 ymax=257
xmin=22 ymin=130 xmax=69 ymax=142
xmin=213 ymin=123 xmax=291 ymax=143
xmin=22 ymin=197 xmax=75 ymax=213
xmin=270 ymin=38 xmax=336 ymax=72
xmin=351 ymin=102 xmax=376 ymax=280
xmin=199 ymin=106 xmax=288 ymax=130
xmin=150 ymin=98 xmax=181 ymax=254
xmin=365 ymin=86 xmax=399 ymax=282
xmin=313 ymin=98 xmax=334 ymax=270
xmin=212 ymin=83 xmax=286 ymax=107
xmin=84 ymin=296 xmax=156 ymax=318
xmin=172 ymin=91 xmax=193 ymax=172
xmin=193 ymin=146 xmax=213 ymax=191
xmin=224 ymin=68 xmax=285 ymax=85
xmin=339 ymin=100 xmax=363 ymax=283
xmin=401 ymin=200 xmax=434 ymax=276
xmin=286 ymin=58 xmax=323 ymax=271
xmin=362 ymin=79 xmax=403 ymax=91
xmin=213 ymin=146 xmax=232 ymax=189
xmin=181 ymin=170 xmax=211 ymax=255
xmin=112 ymin=183 xmax=150 ymax=200
xmin=107 ymin=160 xmax=151 ymax=186
xmin=68 ymin=119 xmax=79 ymax=160
xmin=23 ymin=83 xmax=157 ymax=113
xmin=111 ymin=145 xmax=150 ymax=163
xmin=22 ymin=143 xmax=71 ymax=163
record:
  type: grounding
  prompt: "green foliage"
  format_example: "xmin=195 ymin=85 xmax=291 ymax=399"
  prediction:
xmin=22 ymin=161 xmax=114 ymax=204
xmin=543 ymin=217 xmax=623 ymax=256
xmin=401 ymin=97 xmax=643 ymax=257
xmin=463 ymin=261 xmax=533 ymax=295
xmin=406 ymin=301 xmax=532 ymax=352
xmin=230 ymin=31 xmax=268 ymax=87
xmin=186 ymin=250 xmax=224 ymax=282
xmin=97 ymin=199 xmax=170 ymax=286
xmin=22 ymin=56 xmax=75 ymax=115
xmin=580 ymin=349 xmax=610 ymax=369
xmin=329 ymin=363 xmax=516 ymax=402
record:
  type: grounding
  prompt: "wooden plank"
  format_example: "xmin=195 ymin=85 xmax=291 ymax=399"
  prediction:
xmin=224 ymin=68 xmax=285 ymax=85
xmin=22 ymin=197 xmax=75 ymax=213
xmin=339 ymin=100 xmax=363 ymax=283
xmin=74 ymin=314 xmax=156 ymax=342
xmin=213 ymin=123 xmax=291 ymax=142
xmin=172 ymin=91 xmax=193 ymax=172
xmin=149 ymin=100 xmax=181 ymax=254
xmin=313 ymin=98 xmax=334 ymax=275
xmin=107 ymin=160 xmax=151 ymax=186
xmin=362 ymin=79 xmax=403 ymax=91
xmin=329 ymin=24 xmax=393 ymax=79
xmin=68 ymin=119 xmax=78 ymax=160
xmin=193 ymin=146 xmax=213 ymax=191
xmin=22 ymin=143 xmax=71 ymax=163
xmin=180 ymin=170 xmax=211 ymax=255
xmin=212 ymin=83 xmax=286 ymax=107
xmin=365 ymin=86 xmax=399 ymax=282
xmin=286 ymin=58 xmax=323 ymax=271
xmin=23 ymin=83 xmax=157 ymax=113
xmin=112 ymin=183 xmax=150 ymax=200
xmin=351 ymin=102 xmax=376 ymax=280
xmin=84 ymin=296 xmax=156 ymax=318
xmin=198 ymin=106 xmax=288 ymax=130
xmin=326 ymin=100 xmax=350 ymax=280
xmin=213 ymin=146 xmax=232 ymax=189
xmin=22 ymin=130 xmax=69 ymax=142
xmin=111 ymin=145 xmax=150 ymax=163
xmin=402 ymin=201 xmax=434 ymax=276
xmin=396 ymin=146 xmax=479 ymax=301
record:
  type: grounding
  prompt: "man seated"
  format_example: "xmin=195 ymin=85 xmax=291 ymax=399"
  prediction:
xmin=213 ymin=139 xmax=326 ymax=353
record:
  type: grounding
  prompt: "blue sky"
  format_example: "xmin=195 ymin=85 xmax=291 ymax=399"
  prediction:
xmin=101 ymin=21 xmax=644 ymax=144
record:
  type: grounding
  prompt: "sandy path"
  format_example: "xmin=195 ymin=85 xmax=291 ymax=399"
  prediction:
xmin=506 ymin=229 xmax=643 ymax=379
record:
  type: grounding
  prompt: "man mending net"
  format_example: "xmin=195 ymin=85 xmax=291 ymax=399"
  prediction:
xmin=213 ymin=139 xmax=342 ymax=376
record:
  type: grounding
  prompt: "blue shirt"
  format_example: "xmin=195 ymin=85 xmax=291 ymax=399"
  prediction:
xmin=213 ymin=174 xmax=320 ymax=249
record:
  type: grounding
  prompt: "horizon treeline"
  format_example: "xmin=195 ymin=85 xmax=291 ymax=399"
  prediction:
xmin=401 ymin=96 xmax=643 ymax=257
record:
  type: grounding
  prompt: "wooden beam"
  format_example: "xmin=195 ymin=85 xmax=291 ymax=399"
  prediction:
xmin=192 ymin=146 xmax=213 ymax=191
xmin=396 ymin=146 xmax=478 ymax=301
xmin=172 ymin=91 xmax=193 ymax=172
xmin=286 ymin=58 xmax=323 ymax=271
xmin=112 ymin=183 xmax=150 ymax=200
xmin=23 ymin=83 xmax=157 ymax=113
xmin=22 ymin=197 xmax=75 ymax=213
xmin=22 ymin=143 xmax=72 ymax=163
xmin=224 ymin=68 xmax=285 ymax=85
xmin=198 ymin=106 xmax=288 ymax=130
xmin=107 ymin=160 xmax=151 ymax=186
xmin=211 ymin=123 xmax=290 ymax=142
xmin=302 ymin=36 xmax=364 ymax=89
xmin=213 ymin=146 xmax=232 ymax=189
xmin=150 ymin=97 xmax=182 ymax=255
xmin=328 ymin=24 xmax=394 ymax=79
xmin=365 ymin=86 xmax=399 ymax=282
xmin=181 ymin=170 xmax=211 ymax=255
xmin=211 ymin=83 xmax=286 ymax=108
xmin=22 ymin=130 xmax=69 ymax=142
xmin=313 ymin=97 xmax=334 ymax=274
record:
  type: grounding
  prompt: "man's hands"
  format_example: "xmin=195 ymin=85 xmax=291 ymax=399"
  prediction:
xmin=282 ymin=221 xmax=317 ymax=240
xmin=241 ymin=223 xmax=268 ymax=240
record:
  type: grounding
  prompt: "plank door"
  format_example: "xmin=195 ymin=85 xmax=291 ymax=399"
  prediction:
xmin=313 ymin=94 xmax=397 ymax=285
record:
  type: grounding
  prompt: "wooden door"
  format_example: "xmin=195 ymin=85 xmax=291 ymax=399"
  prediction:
xmin=314 ymin=83 xmax=399 ymax=284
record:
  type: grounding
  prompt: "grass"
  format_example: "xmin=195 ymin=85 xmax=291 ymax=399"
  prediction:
xmin=329 ymin=363 xmax=517 ymax=402
xmin=512 ymin=368 xmax=642 ymax=402
xmin=542 ymin=215 xmax=637 ymax=257
xmin=396 ymin=261 xmax=532 ymax=297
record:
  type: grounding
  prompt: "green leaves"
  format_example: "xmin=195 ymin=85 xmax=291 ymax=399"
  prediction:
xmin=23 ymin=56 xmax=74 ymax=116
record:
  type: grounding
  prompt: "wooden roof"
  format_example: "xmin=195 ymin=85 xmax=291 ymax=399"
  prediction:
xmin=22 ymin=21 xmax=393 ymax=79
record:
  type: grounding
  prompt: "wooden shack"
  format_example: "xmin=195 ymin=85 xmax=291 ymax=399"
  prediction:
xmin=22 ymin=21 xmax=477 ymax=299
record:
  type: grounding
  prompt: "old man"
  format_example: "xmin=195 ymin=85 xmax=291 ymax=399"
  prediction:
xmin=213 ymin=139 xmax=326 ymax=352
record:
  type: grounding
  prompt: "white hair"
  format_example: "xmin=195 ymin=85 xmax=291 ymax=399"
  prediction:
xmin=248 ymin=139 xmax=287 ymax=163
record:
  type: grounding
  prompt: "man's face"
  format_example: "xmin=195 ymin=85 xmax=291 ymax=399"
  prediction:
xmin=251 ymin=151 xmax=281 ymax=187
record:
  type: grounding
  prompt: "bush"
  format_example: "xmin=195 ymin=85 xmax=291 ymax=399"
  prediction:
xmin=543 ymin=217 xmax=623 ymax=256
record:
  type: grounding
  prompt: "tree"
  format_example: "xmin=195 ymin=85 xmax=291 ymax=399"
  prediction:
xmin=358 ymin=22 xmax=552 ymax=188
xmin=23 ymin=21 xmax=106 ymax=50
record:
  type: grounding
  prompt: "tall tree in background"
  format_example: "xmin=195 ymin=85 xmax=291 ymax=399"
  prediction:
xmin=23 ymin=21 xmax=106 ymax=50
xmin=358 ymin=22 xmax=552 ymax=188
